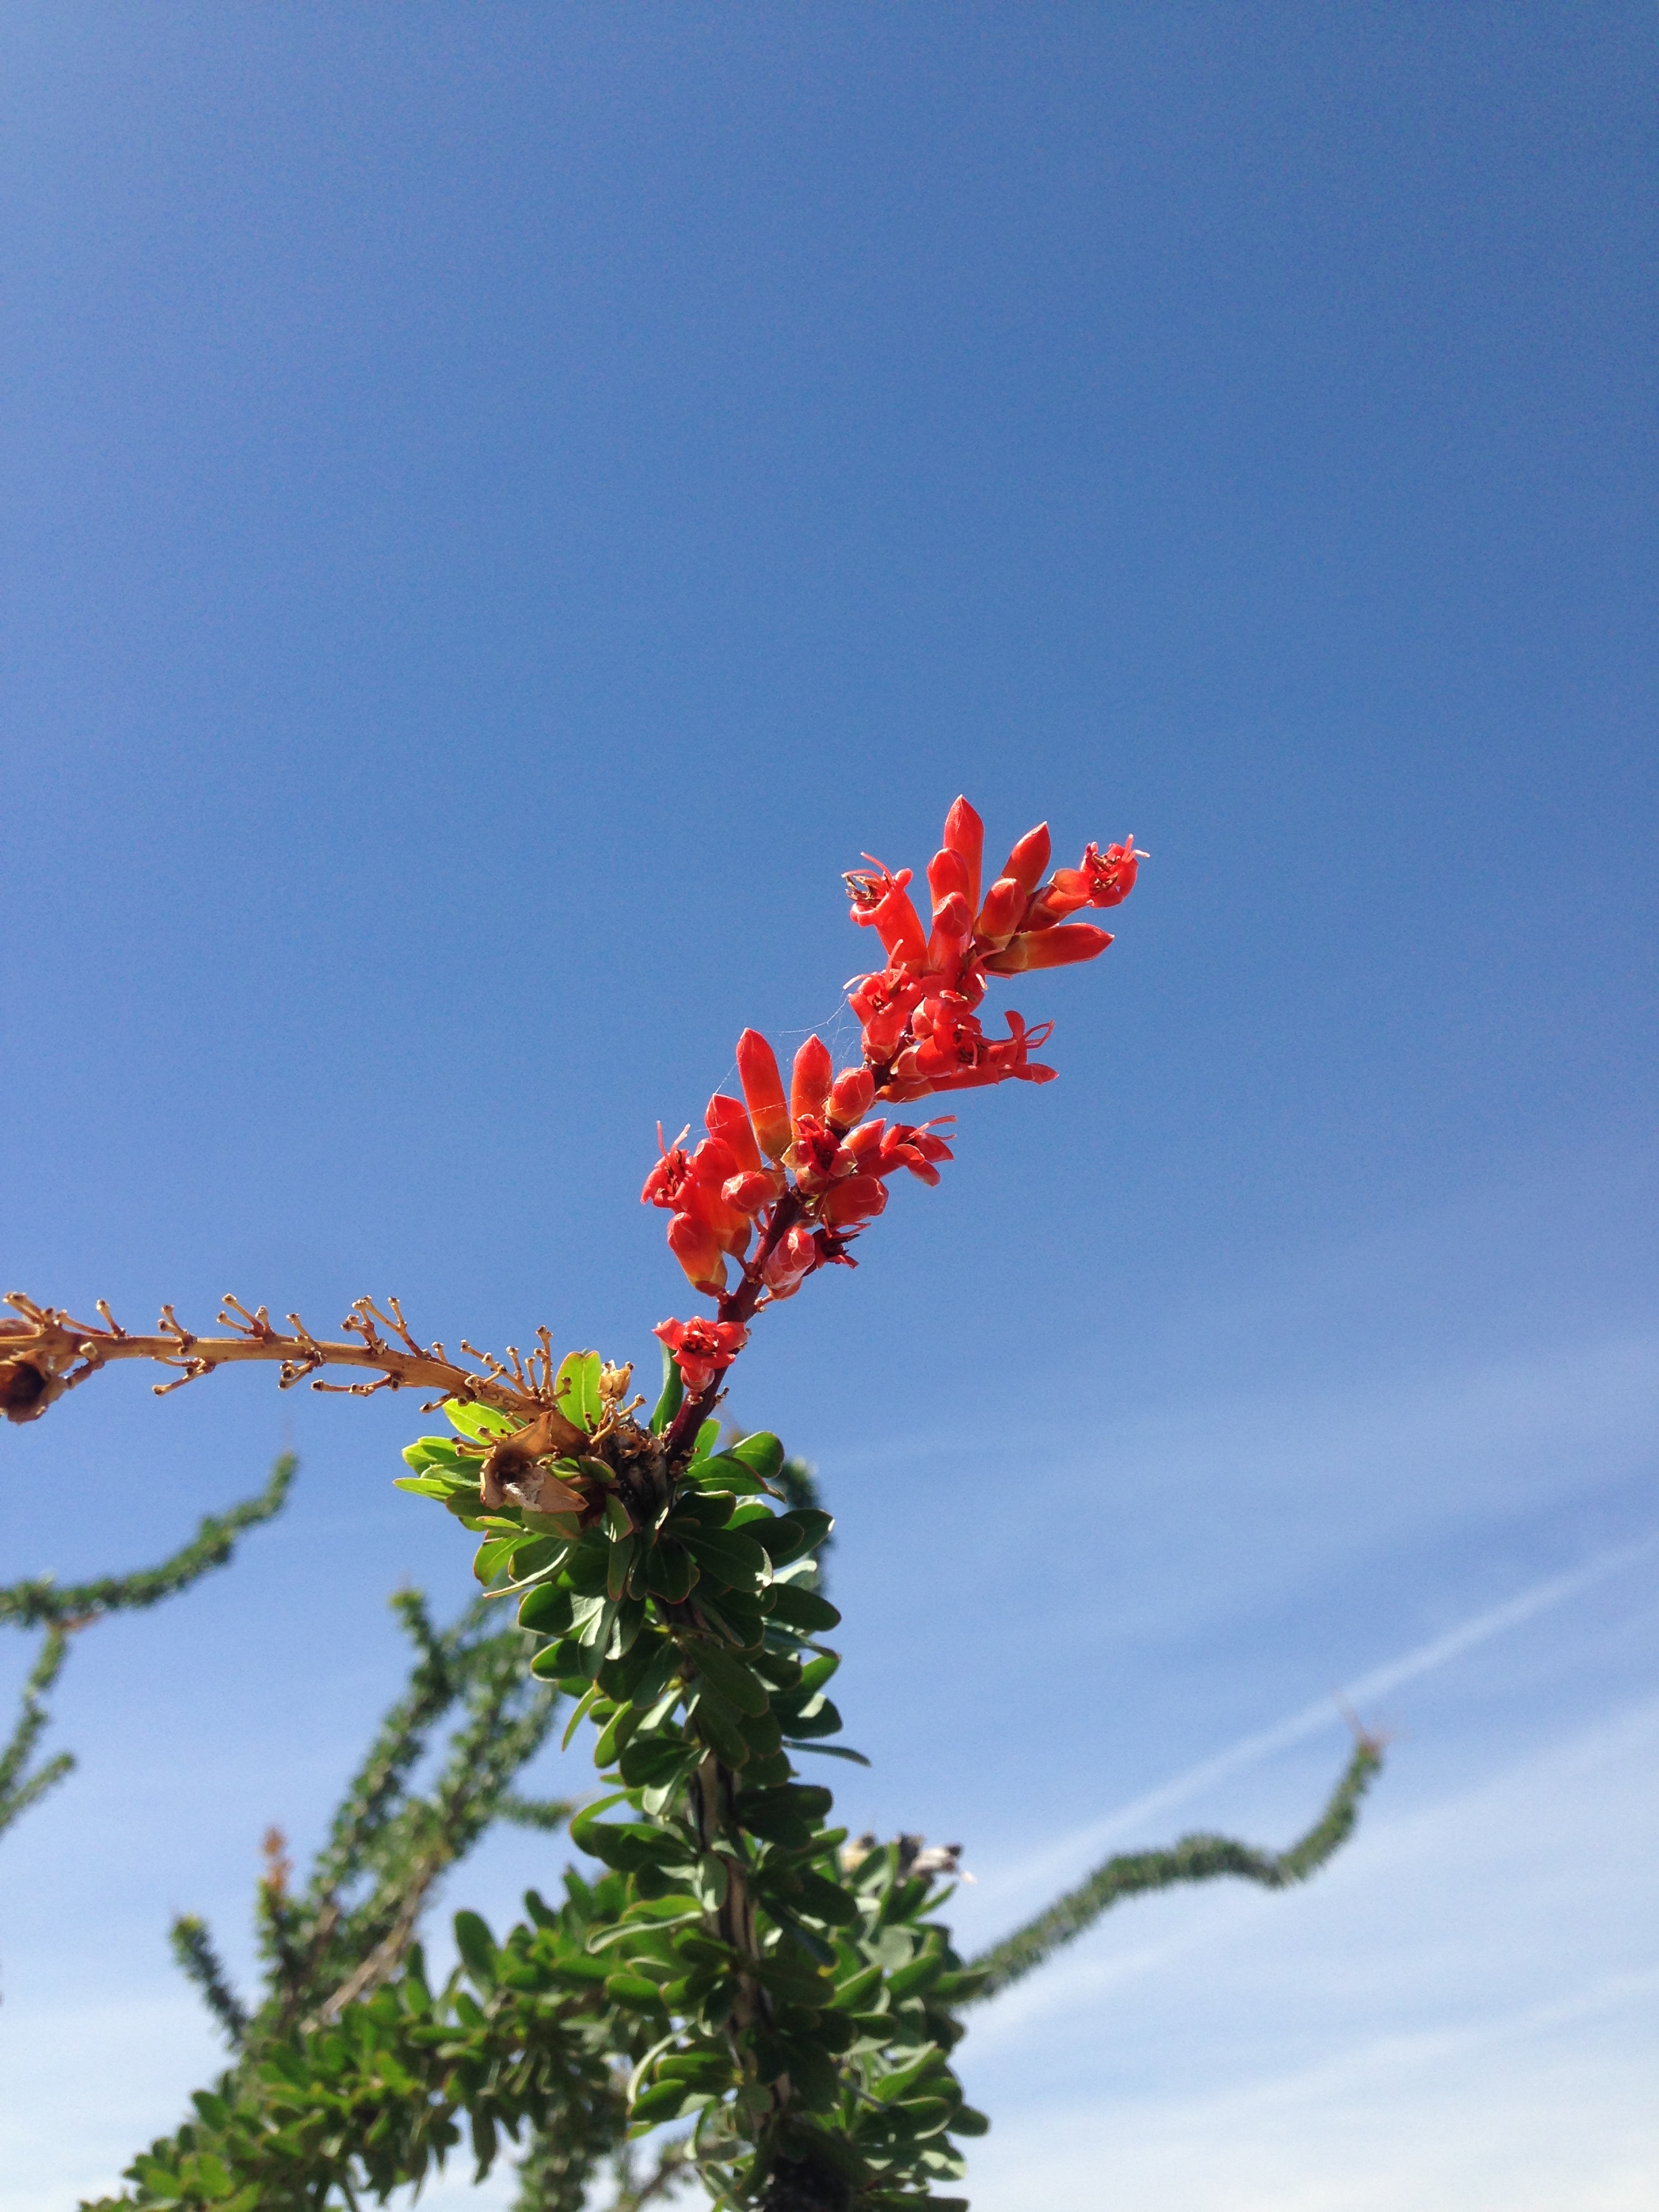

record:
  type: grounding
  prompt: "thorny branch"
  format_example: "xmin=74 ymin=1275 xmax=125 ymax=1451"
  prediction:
xmin=0 ymin=1292 xmax=587 ymax=1450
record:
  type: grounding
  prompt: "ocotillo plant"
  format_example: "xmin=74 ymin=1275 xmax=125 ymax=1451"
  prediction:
xmin=7 ymin=798 xmax=1378 ymax=2212
xmin=0 ymin=1454 xmax=293 ymax=1849
xmin=104 ymin=1527 xmax=1376 ymax=2211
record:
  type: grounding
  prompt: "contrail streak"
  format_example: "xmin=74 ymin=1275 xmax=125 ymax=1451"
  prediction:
xmin=975 ymin=1531 xmax=1659 ymax=1912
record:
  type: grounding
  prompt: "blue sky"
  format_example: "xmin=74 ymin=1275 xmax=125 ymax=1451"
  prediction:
xmin=2 ymin=7 xmax=1655 ymax=2206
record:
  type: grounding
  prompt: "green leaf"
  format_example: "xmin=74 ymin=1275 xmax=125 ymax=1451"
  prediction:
xmin=445 ymin=1399 xmax=517 ymax=1441
xmin=685 ymin=1640 xmax=771 ymax=1717
xmin=564 ymin=1532 xmax=613 ymax=1595
xmin=619 ymin=1731 xmax=697 ymax=1788
xmin=949 ymin=2107 xmax=990 ymax=2137
xmin=392 ymin=1473 xmax=458 ymax=1500
xmin=401 ymin=1434 xmax=472 ymax=1475
xmin=886 ymin=1951 xmax=947 ymax=2001
xmin=579 ymin=1820 xmax=692 ymax=1877
xmin=780 ymin=1698 xmax=845 ymax=1741
xmin=666 ymin=1490 xmax=737 ymax=1528
xmin=605 ymin=1970 xmax=668 ymax=2012
xmin=787 ymin=1869 xmax=861 ymax=1927
xmin=737 ymin=1782 xmax=834 ymax=1825
xmin=562 ymin=1686 xmax=604 ymax=1750
xmin=737 ymin=1705 xmax=783 ymax=1757
xmin=644 ymin=1541 xmax=697 ymax=1603
xmin=518 ymin=1582 xmax=576 ymax=1637
xmin=471 ymin=1534 xmax=521 ymax=1587
xmin=677 ymin=1524 xmax=771 ymax=1593
xmin=650 ymin=1343 xmax=684 ymax=1436
xmin=631 ymin=2078 xmax=696 ymax=2123
xmin=766 ymin=1584 xmax=842 ymax=1633
xmin=729 ymin=1431 xmax=785 ymax=1481
xmin=792 ymin=1740 xmax=872 ymax=1767
xmin=608 ymin=1596 xmax=648 ymax=1658
xmin=749 ymin=1949 xmax=836 ymax=2006
xmin=770 ymin=1508 xmax=835 ymax=1560
xmin=691 ymin=1452 xmax=772 ymax=1496
xmin=452 ymin=1910 xmax=497 ymax=1989
xmin=607 ymin=1533 xmax=638 ymax=1603
xmin=690 ymin=1418 xmax=722 ymax=1461
xmin=553 ymin=1351 xmax=604 ymax=1434
xmin=689 ymin=1692 xmax=750 ymax=1767
xmin=831 ymin=1962 xmax=884 ymax=2011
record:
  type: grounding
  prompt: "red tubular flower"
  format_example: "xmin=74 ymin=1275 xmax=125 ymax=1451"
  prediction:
xmin=761 ymin=1221 xmax=819 ymax=1297
xmin=845 ymin=861 xmax=930 ymax=966
xmin=787 ymin=1112 xmax=854 ymax=1197
xmin=654 ymin=1315 xmax=750 ymax=1394
xmin=641 ymin=1130 xmax=696 ymax=1211
xmin=827 ymin=1065 xmax=875 ymax=1130
xmin=943 ymin=795 xmax=985 ymax=914
xmin=685 ymin=1137 xmax=753 ymax=1252
xmin=1051 ymin=836 xmax=1145 ymax=910
xmin=705 ymin=1092 xmax=763 ymax=1174
xmin=927 ymin=846 xmax=971 ymax=914
xmin=972 ymin=876 xmax=1027 ymax=949
xmin=847 ymin=966 xmax=924 ymax=1060
xmin=791 ymin=1035 xmax=834 ymax=1130
xmin=821 ymin=1173 xmax=888 ymax=1231
xmin=926 ymin=1009 xmax=1056 ymax=1090
xmin=737 ymin=1029 xmax=794 ymax=1163
xmin=925 ymin=889 xmax=974 ymax=979
xmin=723 ymin=1166 xmax=785 ymax=1215
xmin=874 ymin=1120 xmax=955 ymax=1185
xmin=982 ymin=923 xmax=1113 ymax=975
xmin=889 ymin=992 xmax=991 ymax=1086
xmin=666 ymin=1211 xmax=728 ymax=1296
xmin=999 ymin=821 xmax=1053 ymax=897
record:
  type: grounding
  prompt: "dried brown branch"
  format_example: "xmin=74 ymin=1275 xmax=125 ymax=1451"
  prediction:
xmin=0 ymin=1292 xmax=586 ymax=1450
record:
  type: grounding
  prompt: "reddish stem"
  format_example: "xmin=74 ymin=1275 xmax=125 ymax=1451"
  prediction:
xmin=661 ymin=1188 xmax=806 ymax=1461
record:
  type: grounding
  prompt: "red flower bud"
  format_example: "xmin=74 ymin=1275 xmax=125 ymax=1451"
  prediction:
xmin=705 ymin=1092 xmax=763 ymax=1175
xmin=737 ymin=1028 xmax=794 ymax=1162
xmin=973 ymin=875 xmax=1026 ymax=948
xmin=762 ymin=1221 xmax=819 ymax=1297
xmin=926 ymin=890 xmax=974 ymax=979
xmin=827 ymin=1065 xmax=876 ymax=1130
xmin=666 ymin=1211 xmax=728 ymax=1295
xmin=791 ymin=1034 xmax=834 ymax=1130
xmin=821 ymin=1172 xmax=888 ymax=1230
xmin=999 ymin=821 xmax=1052 ymax=897
xmin=723 ymin=1166 xmax=785 ymax=1215
xmin=943 ymin=796 xmax=985 ymax=915
xmin=983 ymin=923 xmax=1112 ymax=974
xmin=927 ymin=846 xmax=971 ymax=916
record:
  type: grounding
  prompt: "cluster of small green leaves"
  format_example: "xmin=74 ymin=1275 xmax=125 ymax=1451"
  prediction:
xmin=396 ymin=1365 xmax=986 ymax=2210
xmin=85 ymin=1900 xmax=631 ymax=2212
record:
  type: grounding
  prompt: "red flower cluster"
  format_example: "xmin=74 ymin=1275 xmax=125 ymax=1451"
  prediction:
xmin=845 ymin=797 xmax=1143 ymax=1103
xmin=642 ymin=1029 xmax=954 ymax=1304
xmin=649 ymin=797 xmax=1142 ymax=1396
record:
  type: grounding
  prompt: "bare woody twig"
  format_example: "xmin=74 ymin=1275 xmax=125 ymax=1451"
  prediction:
xmin=0 ymin=1292 xmax=586 ymax=1449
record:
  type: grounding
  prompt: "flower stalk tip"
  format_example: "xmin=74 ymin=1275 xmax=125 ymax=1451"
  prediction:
xmin=644 ymin=798 xmax=1142 ymax=1408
